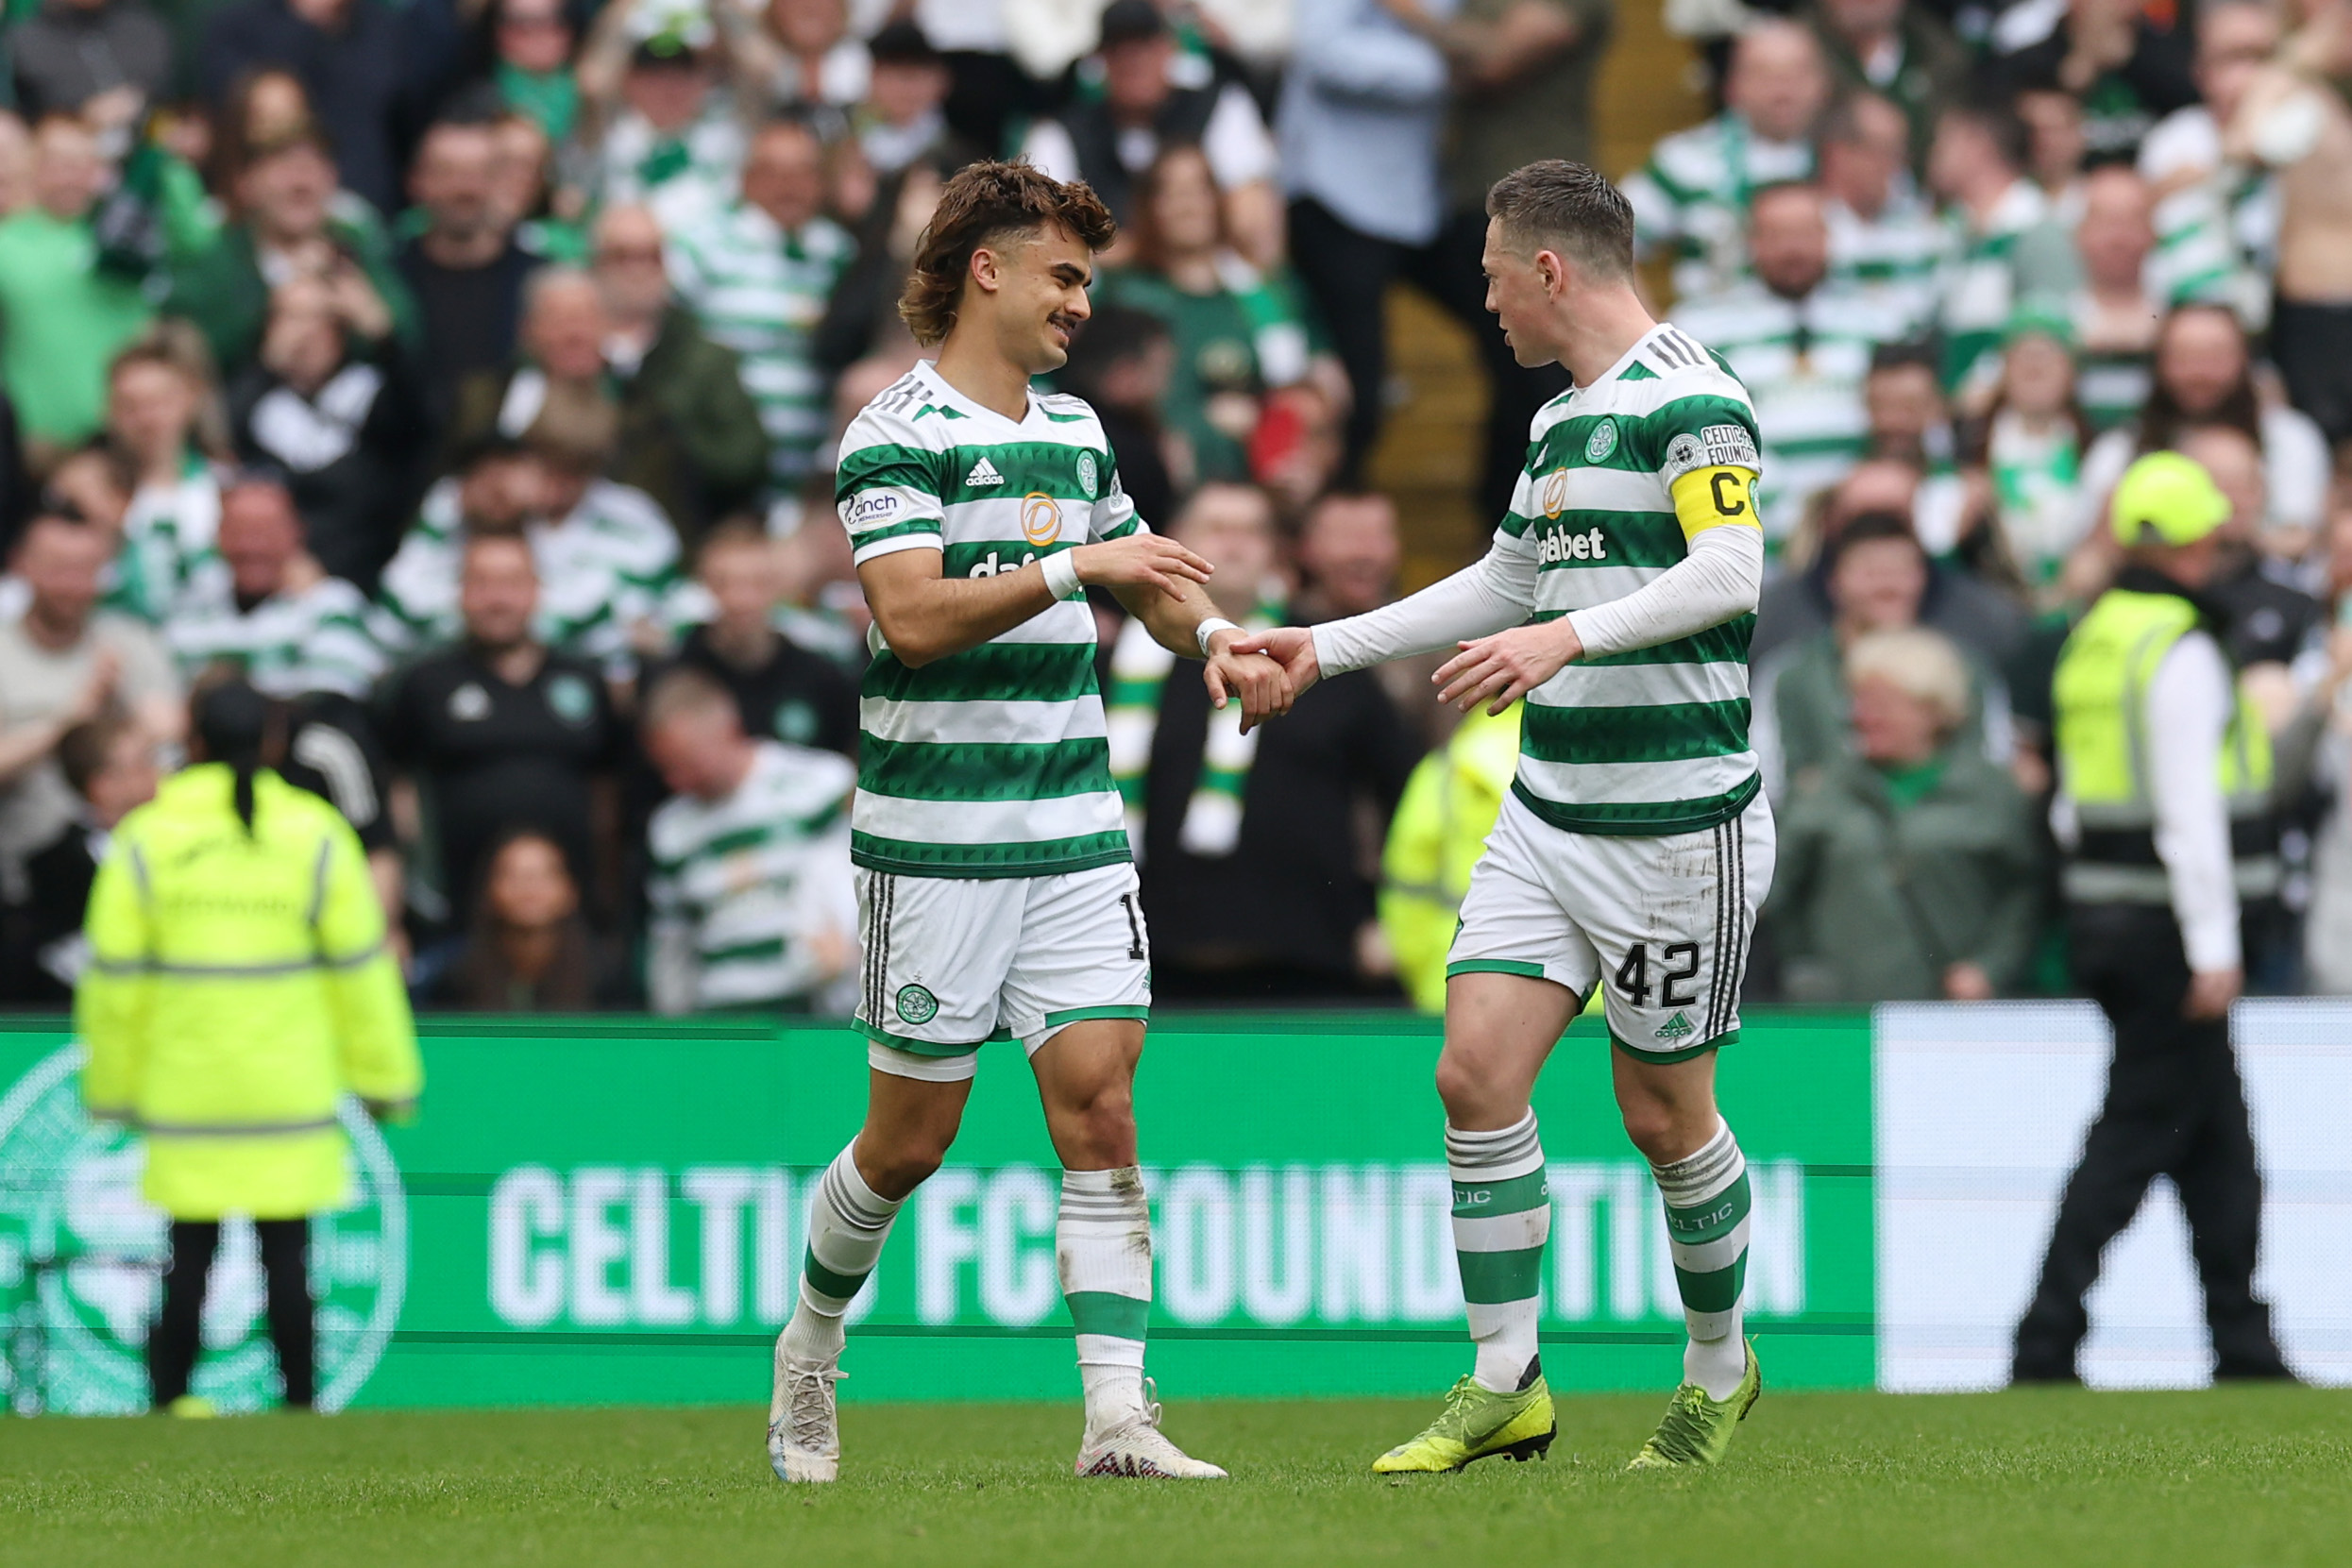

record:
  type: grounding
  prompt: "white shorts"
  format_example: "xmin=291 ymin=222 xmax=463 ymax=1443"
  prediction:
xmin=1447 ymin=791 xmax=1776 ymax=1061
xmin=855 ymin=859 xmax=1153 ymax=1082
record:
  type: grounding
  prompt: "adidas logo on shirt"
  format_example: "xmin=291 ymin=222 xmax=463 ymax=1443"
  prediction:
xmin=965 ymin=457 xmax=1005 ymax=487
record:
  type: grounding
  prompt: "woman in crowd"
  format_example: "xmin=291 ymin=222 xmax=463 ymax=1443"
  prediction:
xmin=1756 ymin=512 xmax=2013 ymax=798
xmin=427 ymin=828 xmax=608 ymax=1011
xmin=1094 ymin=142 xmax=1312 ymax=491
xmin=210 ymin=69 xmax=384 ymax=242
xmin=1766 ymin=628 xmax=2044 ymax=1003
xmin=1976 ymin=314 xmax=2094 ymax=606
xmin=2076 ymin=303 xmax=2332 ymax=544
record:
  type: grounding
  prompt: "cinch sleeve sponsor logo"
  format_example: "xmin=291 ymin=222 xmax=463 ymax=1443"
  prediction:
xmin=844 ymin=492 xmax=902 ymax=530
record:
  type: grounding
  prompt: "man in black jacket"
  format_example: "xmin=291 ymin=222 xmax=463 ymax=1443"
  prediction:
xmin=652 ymin=520 xmax=857 ymax=761
xmin=396 ymin=111 xmax=544 ymax=434
xmin=378 ymin=530 xmax=625 ymax=930
xmin=1114 ymin=483 xmax=1422 ymax=1000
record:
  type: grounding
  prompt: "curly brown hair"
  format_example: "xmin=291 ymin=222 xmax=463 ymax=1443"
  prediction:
xmin=899 ymin=160 xmax=1117 ymax=347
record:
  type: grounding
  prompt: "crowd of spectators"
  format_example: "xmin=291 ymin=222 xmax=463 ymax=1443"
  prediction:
xmin=0 ymin=0 xmax=2348 ymax=1016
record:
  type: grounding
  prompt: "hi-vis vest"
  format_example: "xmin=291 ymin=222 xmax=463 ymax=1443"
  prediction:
xmin=2052 ymin=586 xmax=2278 ymax=907
xmin=1379 ymin=705 xmax=1523 ymax=1013
xmin=76 ymin=766 xmax=421 ymax=1220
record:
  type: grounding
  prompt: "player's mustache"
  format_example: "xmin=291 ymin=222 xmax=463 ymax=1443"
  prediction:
xmin=1047 ymin=312 xmax=1082 ymax=336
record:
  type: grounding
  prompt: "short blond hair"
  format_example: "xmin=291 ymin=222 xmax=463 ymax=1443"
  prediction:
xmin=1845 ymin=628 xmax=1971 ymax=736
xmin=639 ymin=665 xmax=737 ymax=733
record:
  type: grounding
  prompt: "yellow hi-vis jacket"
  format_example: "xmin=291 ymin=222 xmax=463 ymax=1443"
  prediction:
xmin=75 ymin=766 xmax=421 ymax=1220
xmin=1379 ymin=704 xmax=1523 ymax=1013
xmin=2052 ymin=586 xmax=2279 ymax=907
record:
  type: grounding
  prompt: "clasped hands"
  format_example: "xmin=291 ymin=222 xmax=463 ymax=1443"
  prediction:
xmin=1074 ymin=533 xmax=1295 ymax=733
xmin=1229 ymin=617 xmax=1585 ymax=717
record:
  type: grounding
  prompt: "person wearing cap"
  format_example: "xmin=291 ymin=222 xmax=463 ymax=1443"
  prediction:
xmin=2012 ymin=450 xmax=2295 ymax=1384
xmin=1018 ymin=0 xmax=1279 ymax=256
xmin=577 ymin=2 xmax=747 ymax=230
xmin=855 ymin=21 xmax=969 ymax=177
xmin=77 ymin=677 xmax=422 ymax=1414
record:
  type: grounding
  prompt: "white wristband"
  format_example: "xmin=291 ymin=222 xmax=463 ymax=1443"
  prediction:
xmin=1195 ymin=616 xmax=1241 ymax=657
xmin=1041 ymin=549 xmax=1082 ymax=600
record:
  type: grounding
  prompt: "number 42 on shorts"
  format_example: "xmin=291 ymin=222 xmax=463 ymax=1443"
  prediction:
xmin=1613 ymin=942 xmax=1700 ymax=1007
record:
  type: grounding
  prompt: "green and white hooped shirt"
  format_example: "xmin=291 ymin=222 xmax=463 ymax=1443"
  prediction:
xmin=836 ymin=362 xmax=1142 ymax=881
xmin=667 ymin=200 xmax=857 ymax=486
xmin=371 ymin=478 xmax=683 ymax=680
xmin=1494 ymin=325 xmax=1765 ymax=837
xmin=110 ymin=459 xmax=223 ymax=626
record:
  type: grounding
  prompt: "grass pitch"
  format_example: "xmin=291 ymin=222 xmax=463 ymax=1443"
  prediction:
xmin=3 ymin=1385 xmax=2346 ymax=1568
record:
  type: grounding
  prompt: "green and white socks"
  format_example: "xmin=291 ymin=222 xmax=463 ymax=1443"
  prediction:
xmin=785 ymin=1150 xmax=1157 ymax=1430
xmin=1650 ymin=1119 xmax=1751 ymax=1401
xmin=1448 ymin=1113 xmax=1551 ymax=1393
xmin=1058 ymin=1166 xmax=1155 ymax=1430
xmin=784 ymin=1143 xmax=901 ymax=1363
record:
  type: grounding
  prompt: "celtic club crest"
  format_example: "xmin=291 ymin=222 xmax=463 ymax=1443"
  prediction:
xmin=0 ymin=1046 xmax=406 ymax=1415
xmin=895 ymin=984 xmax=939 ymax=1025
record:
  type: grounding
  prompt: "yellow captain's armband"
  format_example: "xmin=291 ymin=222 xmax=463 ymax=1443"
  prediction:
xmin=1669 ymin=465 xmax=1762 ymax=542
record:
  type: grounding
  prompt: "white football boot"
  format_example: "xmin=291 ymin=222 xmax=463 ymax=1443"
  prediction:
xmin=768 ymin=1339 xmax=845 ymax=1484
xmin=1073 ymin=1379 xmax=1227 ymax=1479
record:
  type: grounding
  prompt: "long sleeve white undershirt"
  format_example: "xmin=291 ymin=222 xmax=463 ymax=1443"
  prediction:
xmin=2143 ymin=632 xmax=2242 ymax=972
xmin=1311 ymin=524 xmax=1765 ymax=675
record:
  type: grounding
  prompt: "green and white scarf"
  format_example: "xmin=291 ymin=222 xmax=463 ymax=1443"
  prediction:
xmin=1105 ymin=599 xmax=1280 ymax=860
xmin=1987 ymin=410 xmax=2082 ymax=588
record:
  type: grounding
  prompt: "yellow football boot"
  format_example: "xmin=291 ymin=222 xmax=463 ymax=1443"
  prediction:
xmin=1372 ymin=1373 xmax=1555 ymax=1474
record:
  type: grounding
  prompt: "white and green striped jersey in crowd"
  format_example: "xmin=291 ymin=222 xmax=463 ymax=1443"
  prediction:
xmin=1937 ymin=179 xmax=2066 ymax=400
xmin=2063 ymin=289 xmax=2157 ymax=437
xmin=107 ymin=464 xmax=224 ymax=627
xmin=1825 ymin=193 xmax=1953 ymax=340
xmin=2140 ymin=107 xmax=2276 ymax=333
xmin=647 ymin=740 xmax=859 ymax=1013
xmin=1623 ymin=113 xmax=1815 ymax=304
xmin=837 ymin=362 xmax=1143 ymax=881
xmin=668 ymin=200 xmax=856 ymax=489
xmin=594 ymin=107 xmax=748 ymax=236
xmin=1671 ymin=280 xmax=1911 ymax=546
xmin=165 ymin=573 xmax=384 ymax=700
xmin=1494 ymin=325 xmax=1764 ymax=837
xmin=371 ymin=477 xmax=683 ymax=680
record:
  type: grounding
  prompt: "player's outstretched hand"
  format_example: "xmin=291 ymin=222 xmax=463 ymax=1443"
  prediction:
xmin=1074 ymin=535 xmax=1213 ymax=599
xmin=1435 ymin=619 xmax=1583 ymax=715
xmin=1204 ymin=637 xmax=1294 ymax=734
xmin=1226 ymin=625 xmax=1322 ymax=698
